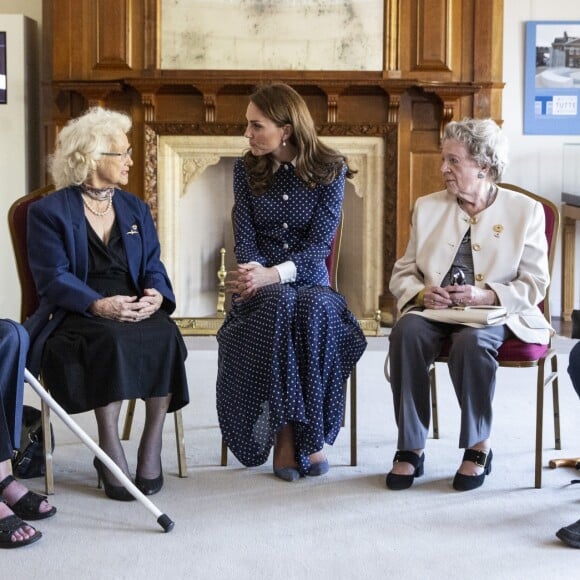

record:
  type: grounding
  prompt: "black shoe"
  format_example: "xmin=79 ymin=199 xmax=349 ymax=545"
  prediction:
xmin=556 ymin=518 xmax=580 ymax=548
xmin=135 ymin=472 xmax=164 ymax=496
xmin=453 ymin=449 xmax=493 ymax=491
xmin=386 ymin=451 xmax=425 ymax=490
xmin=93 ymin=458 xmax=135 ymax=502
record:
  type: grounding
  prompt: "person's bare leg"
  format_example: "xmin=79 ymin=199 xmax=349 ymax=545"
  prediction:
xmin=273 ymin=424 xmax=298 ymax=469
xmin=94 ymin=401 xmax=129 ymax=485
xmin=0 ymin=459 xmax=53 ymax=515
xmin=309 ymin=449 xmax=326 ymax=464
xmin=137 ymin=394 xmax=171 ymax=479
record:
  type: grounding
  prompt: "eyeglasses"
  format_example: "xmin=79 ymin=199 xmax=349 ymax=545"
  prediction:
xmin=100 ymin=147 xmax=133 ymax=159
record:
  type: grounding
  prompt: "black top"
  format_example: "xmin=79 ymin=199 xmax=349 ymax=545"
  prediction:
xmin=86 ymin=219 xmax=139 ymax=297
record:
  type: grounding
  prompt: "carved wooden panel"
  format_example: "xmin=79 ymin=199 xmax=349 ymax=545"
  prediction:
xmin=398 ymin=0 xmax=465 ymax=80
xmin=415 ymin=0 xmax=452 ymax=72
xmin=92 ymin=0 xmax=131 ymax=71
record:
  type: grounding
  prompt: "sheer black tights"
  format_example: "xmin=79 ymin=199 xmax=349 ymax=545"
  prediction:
xmin=94 ymin=394 xmax=172 ymax=485
xmin=137 ymin=394 xmax=171 ymax=479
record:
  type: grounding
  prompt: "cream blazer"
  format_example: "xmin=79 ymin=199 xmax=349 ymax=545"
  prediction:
xmin=389 ymin=186 xmax=552 ymax=345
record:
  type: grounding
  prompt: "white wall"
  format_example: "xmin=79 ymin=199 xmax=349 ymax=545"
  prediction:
xmin=0 ymin=2 xmax=41 ymax=320
xmin=0 ymin=14 xmax=37 ymax=320
xmin=502 ymin=0 xmax=580 ymax=316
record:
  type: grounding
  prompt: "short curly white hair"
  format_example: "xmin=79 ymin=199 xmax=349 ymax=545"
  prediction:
xmin=48 ymin=107 xmax=132 ymax=189
xmin=443 ymin=118 xmax=509 ymax=182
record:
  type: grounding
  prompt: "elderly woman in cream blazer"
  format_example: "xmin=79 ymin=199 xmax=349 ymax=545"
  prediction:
xmin=385 ymin=118 xmax=551 ymax=492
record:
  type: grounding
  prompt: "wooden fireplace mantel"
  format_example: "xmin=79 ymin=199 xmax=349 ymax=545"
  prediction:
xmin=42 ymin=0 xmax=505 ymax=322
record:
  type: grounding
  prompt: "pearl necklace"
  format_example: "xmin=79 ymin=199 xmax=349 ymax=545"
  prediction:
xmin=82 ymin=193 xmax=113 ymax=216
xmin=81 ymin=183 xmax=115 ymax=201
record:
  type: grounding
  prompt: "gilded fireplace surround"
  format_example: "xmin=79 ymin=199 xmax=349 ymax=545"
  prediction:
xmin=143 ymin=123 xmax=390 ymax=335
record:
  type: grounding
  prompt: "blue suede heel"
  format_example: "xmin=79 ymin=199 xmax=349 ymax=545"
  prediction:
xmin=308 ymin=459 xmax=329 ymax=476
xmin=273 ymin=466 xmax=300 ymax=482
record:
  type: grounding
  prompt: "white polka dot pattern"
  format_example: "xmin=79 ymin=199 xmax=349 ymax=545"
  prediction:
xmin=216 ymin=159 xmax=367 ymax=474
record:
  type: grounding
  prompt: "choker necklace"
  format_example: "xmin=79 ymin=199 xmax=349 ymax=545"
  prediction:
xmin=82 ymin=193 xmax=113 ymax=217
xmin=81 ymin=183 xmax=115 ymax=201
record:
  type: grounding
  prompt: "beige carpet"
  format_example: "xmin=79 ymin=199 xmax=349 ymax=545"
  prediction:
xmin=3 ymin=334 xmax=580 ymax=579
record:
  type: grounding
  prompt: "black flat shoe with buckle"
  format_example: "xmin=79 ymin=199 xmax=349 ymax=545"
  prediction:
xmin=386 ymin=450 xmax=425 ymax=490
xmin=453 ymin=448 xmax=493 ymax=491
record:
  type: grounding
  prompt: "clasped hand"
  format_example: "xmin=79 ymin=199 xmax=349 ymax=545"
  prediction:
xmin=424 ymin=284 xmax=495 ymax=309
xmin=90 ymin=288 xmax=163 ymax=322
xmin=225 ymin=263 xmax=280 ymax=302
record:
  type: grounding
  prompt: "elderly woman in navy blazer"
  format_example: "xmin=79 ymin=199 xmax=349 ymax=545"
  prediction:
xmin=386 ymin=118 xmax=552 ymax=492
xmin=25 ymin=107 xmax=189 ymax=500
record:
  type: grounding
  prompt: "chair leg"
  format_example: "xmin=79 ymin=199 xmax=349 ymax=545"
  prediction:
xmin=341 ymin=379 xmax=347 ymax=428
xmin=550 ymin=354 xmax=561 ymax=450
xmin=41 ymin=398 xmax=54 ymax=495
xmin=535 ymin=352 xmax=561 ymax=489
xmin=121 ymin=399 xmax=137 ymax=440
xmin=221 ymin=438 xmax=228 ymax=466
xmin=535 ymin=365 xmax=545 ymax=489
xmin=174 ymin=409 xmax=188 ymax=477
xmin=350 ymin=365 xmax=357 ymax=467
xmin=429 ymin=365 xmax=440 ymax=439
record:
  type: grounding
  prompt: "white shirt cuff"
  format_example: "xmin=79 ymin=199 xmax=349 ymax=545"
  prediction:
xmin=274 ymin=261 xmax=296 ymax=284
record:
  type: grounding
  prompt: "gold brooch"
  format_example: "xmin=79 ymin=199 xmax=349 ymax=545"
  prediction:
xmin=493 ymin=224 xmax=503 ymax=238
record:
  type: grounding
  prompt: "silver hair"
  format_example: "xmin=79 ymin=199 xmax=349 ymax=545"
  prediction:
xmin=443 ymin=118 xmax=509 ymax=182
xmin=48 ymin=107 xmax=132 ymax=189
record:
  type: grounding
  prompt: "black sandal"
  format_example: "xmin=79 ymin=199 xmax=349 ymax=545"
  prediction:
xmin=0 ymin=475 xmax=56 ymax=521
xmin=0 ymin=511 xmax=42 ymax=549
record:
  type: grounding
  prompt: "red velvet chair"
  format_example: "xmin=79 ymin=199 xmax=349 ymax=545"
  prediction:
xmin=429 ymin=183 xmax=560 ymax=488
xmin=220 ymin=210 xmax=361 ymax=467
xmin=9 ymin=185 xmax=56 ymax=494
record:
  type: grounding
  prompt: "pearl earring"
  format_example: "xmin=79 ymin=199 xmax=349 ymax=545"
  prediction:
xmin=282 ymin=140 xmax=287 ymax=147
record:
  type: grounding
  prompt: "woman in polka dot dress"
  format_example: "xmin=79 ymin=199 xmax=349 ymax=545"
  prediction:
xmin=216 ymin=83 xmax=367 ymax=482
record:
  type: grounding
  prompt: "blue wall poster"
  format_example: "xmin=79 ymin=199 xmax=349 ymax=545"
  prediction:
xmin=524 ymin=21 xmax=580 ymax=135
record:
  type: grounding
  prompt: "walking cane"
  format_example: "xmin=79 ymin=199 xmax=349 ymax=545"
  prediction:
xmin=23 ymin=369 xmax=175 ymax=532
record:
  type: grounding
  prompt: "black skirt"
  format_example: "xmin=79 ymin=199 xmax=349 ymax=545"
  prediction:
xmin=42 ymin=310 xmax=189 ymax=414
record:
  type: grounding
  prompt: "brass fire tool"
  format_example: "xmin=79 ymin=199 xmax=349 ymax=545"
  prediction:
xmin=217 ymin=247 xmax=227 ymax=316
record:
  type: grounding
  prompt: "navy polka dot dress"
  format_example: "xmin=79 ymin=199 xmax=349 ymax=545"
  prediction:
xmin=216 ymin=158 xmax=367 ymax=474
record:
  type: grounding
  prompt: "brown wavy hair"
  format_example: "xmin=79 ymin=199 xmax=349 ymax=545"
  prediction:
xmin=243 ymin=83 xmax=356 ymax=195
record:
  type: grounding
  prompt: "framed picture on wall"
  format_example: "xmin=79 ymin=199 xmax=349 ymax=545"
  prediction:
xmin=0 ymin=31 xmax=6 ymax=104
xmin=159 ymin=0 xmax=383 ymax=71
xmin=524 ymin=21 xmax=580 ymax=134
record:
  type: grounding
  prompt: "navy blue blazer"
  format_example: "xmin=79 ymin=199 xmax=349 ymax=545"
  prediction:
xmin=24 ymin=186 xmax=176 ymax=375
